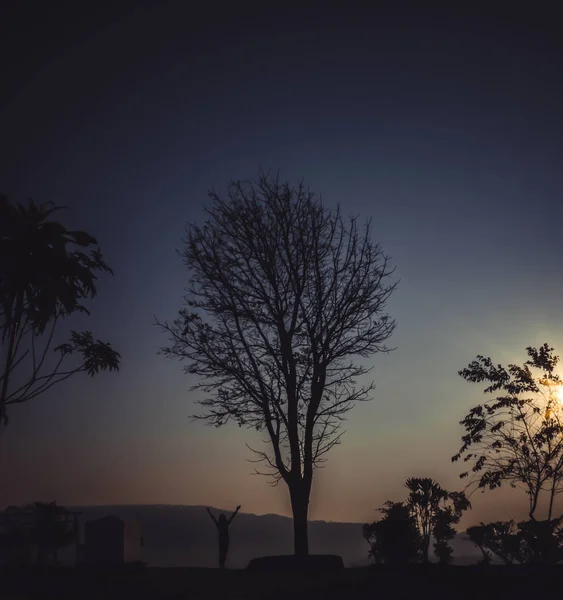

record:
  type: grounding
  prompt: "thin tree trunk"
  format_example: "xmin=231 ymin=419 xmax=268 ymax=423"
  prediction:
xmin=423 ymin=540 xmax=430 ymax=563
xmin=289 ymin=480 xmax=311 ymax=557
xmin=0 ymin=322 xmax=17 ymax=425
xmin=422 ymin=518 xmax=431 ymax=562
xmin=548 ymin=479 xmax=556 ymax=521
xmin=529 ymin=482 xmax=541 ymax=520
xmin=0 ymin=293 xmax=24 ymax=426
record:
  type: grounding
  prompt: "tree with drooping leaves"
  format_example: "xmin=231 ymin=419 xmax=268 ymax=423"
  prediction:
xmin=0 ymin=195 xmax=120 ymax=429
xmin=158 ymin=171 xmax=397 ymax=556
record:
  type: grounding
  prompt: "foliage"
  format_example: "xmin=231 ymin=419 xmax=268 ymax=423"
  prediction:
xmin=159 ymin=172 xmax=397 ymax=555
xmin=465 ymin=523 xmax=494 ymax=564
xmin=453 ymin=345 xmax=563 ymax=520
xmin=0 ymin=196 xmax=120 ymax=426
xmin=432 ymin=508 xmax=457 ymax=564
xmin=363 ymin=502 xmax=421 ymax=565
xmin=466 ymin=517 xmax=563 ymax=564
xmin=0 ymin=501 xmax=76 ymax=566
xmin=364 ymin=479 xmax=470 ymax=565
xmin=31 ymin=501 xmax=76 ymax=564
xmin=517 ymin=517 xmax=563 ymax=564
xmin=406 ymin=477 xmax=470 ymax=563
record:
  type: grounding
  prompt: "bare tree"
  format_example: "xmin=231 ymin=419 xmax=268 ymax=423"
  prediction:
xmin=158 ymin=172 xmax=397 ymax=556
xmin=453 ymin=344 xmax=563 ymax=520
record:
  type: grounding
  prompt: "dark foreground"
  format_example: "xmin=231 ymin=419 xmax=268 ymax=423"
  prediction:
xmin=1 ymin=564 xmax=561 ymax=599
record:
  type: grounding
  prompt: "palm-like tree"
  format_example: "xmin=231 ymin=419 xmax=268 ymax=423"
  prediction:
xmin=405 ymin=477 xmax=470 ymax=563
xmin=0 ymin=195 xmax=119 ymax=426
xmin=405 ymin=477 xmax=449 ymax=562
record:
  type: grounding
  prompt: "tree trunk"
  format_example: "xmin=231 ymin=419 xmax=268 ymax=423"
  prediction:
xmin=529 ymin=483 xmax=541 ymax=520
xmin=289 ymin=481 xmax=311 ymax=557
xmin=548 ymin=483 xmax=556 ymax=521
xmin=422 ymin=540 xmax=430 ymax=563
xmin=0 ymin=293 xmax=24 ymax=427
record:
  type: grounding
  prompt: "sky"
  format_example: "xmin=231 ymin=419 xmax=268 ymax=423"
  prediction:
xmin=1 ymin=3 xmax=563 ymax=528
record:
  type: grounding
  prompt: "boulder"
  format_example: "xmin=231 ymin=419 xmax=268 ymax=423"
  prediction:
xmin=247 ymin=554 xmax=344 ymax=572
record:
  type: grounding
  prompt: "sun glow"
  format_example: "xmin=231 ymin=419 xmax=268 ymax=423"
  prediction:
xmin=555 ymin=386 xmax=563 ymax=407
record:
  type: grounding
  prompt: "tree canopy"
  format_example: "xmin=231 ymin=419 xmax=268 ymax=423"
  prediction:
xmin=453 ymin=344 xmax=563 ymax=520
xmin=159 ymin=172 xmax=397 ymax=555
xmin=0 ymin=196 xmax=120 ymax=427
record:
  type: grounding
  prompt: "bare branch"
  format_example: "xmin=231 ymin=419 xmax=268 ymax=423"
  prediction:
xmin=158 ymin=171 xmax=397 ymax=550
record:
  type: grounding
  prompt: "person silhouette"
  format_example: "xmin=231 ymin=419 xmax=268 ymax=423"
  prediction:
xmin=206 ymin=505 xmax=241 ymax=569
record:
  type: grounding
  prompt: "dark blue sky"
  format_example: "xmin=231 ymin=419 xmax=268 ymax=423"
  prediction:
xmin=1 ymin=4 xmax=562 ymax=524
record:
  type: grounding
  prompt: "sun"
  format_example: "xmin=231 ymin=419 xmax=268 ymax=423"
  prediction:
xmin=556 ymin=386 xmax=563 ymax=407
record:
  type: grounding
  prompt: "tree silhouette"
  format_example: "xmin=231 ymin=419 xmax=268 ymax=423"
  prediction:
xmin=0 ymin=196 xmax=120 ymax=428
xmin=0 ymin=502 xmax=76 ymax=566
xmin=405 ymin=478 xmax=470 ymax=563
xmin=465 ymin=523 xmax=493 ymax=564
xmin=466 ymin=518 xmax=563 ymax=564
xmin=406 ymin=477 xmax=447 ymax=562
xmin=517 ymin=517 xmax=563 ymax=564
xmin=0 ymin=506 xmax=33 ymax=566
xmin=158 ymin=172 xmax=397 ymax=556
xmin=31 ymin=501 xmax=76 ymax=565
xmin=481 ymin=521 xmax=520 ymax=564
xmin=363 ymin=502 xmax=421 ymax=565
xmin=453 ymin=344 xmax=563 ymax=520
xmin=432 ymin=505 xmax=458 ymax=565
xmin=362 ymin=522 xmax=383 ymax=564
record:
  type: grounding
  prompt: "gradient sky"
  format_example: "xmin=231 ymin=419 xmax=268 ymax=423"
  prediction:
xmin=1 ymin=4 xmax=563 ymax=528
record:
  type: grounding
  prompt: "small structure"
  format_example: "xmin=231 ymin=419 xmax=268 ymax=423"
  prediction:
xmin=84 ymin=515 xmax=142 ymax=565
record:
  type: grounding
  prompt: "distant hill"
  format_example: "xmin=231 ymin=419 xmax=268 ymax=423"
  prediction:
xmin=55 ymin=505 xmax=482 ymax=568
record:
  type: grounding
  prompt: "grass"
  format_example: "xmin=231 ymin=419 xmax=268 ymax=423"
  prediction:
xmin=1 ymin=564 xmax=562 ymax=599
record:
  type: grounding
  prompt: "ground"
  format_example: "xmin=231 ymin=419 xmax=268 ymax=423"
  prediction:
xmin=0 ymin=564 xmax=561 ymax=599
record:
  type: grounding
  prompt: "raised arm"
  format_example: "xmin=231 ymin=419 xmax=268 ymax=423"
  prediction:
xmin=206 ymin=507 xmax=218 ymax=525
xmin=228 ymin=505 xmax=241 ymax=525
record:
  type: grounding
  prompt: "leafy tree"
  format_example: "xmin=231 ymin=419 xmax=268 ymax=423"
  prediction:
xmin=406 ymin=477 xmax=470 ymax=562
xmin=465 ymin=524 xmax=493 ymax=564
xmin=517 ymin=517 xmax=563 ymax=564
xmin=364 ymin=479 xmax=469 ymax=565
xmin=467 ymin=521 xmax=520 ymax=564
xmin=432 ymin=506 xmax=460 ymax=564
xmin=466 ymin=518 xmax=563 ymax=565
xmin=406 ymin=477 xmax=447 ymax=562
xmin=31 ymin=501 xmax=76 ymax=565
xmin=363 ymin=502 xmax=421 ymax=565
xmin=0 ymin=506 xmax=33 ymax=566
xmin=453 ymin=344 xmax=563 ymax=520
xmin=362 ymin=522 xmax=383 ymax=564
xmin=0 ymin=501 xmax=76 ymax=566
xmin=159 ymin=172 xmax=397 ymax=556
xmin=0 ymin=196 xmax=120 ymax=427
